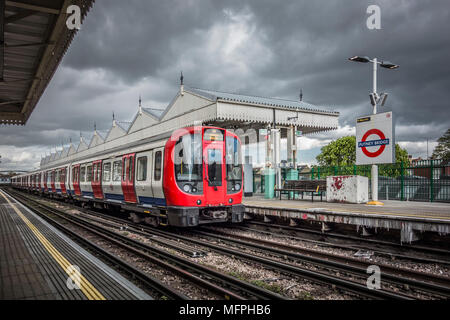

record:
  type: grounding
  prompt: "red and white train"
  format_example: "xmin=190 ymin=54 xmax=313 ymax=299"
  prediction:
xmin=12 ymin=126 xmax=244 ymax=227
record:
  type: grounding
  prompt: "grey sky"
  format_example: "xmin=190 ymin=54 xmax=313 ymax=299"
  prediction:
xmin=1 ymin=0 xmax=449 ymax=170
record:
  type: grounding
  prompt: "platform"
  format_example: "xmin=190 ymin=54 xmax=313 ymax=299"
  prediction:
xmin=243 ymin=196 xmax=450 ymax=243
xmin=0 ymin=190 xmax=152 ymax=300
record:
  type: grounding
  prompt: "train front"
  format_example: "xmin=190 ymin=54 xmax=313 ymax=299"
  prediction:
xmin=164 ymin=126 xmax=245 ymax=227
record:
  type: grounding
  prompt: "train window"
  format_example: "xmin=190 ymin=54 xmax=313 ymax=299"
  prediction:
xmin=174 ymin=133 xmax=202 ymax=182
xmin=123 ymin=158 xmax=128 ymax=181
xmin=154 ymin=151 xmax=162 ymax=181
xmin=207 ymin=148 xmax=222 ymax=186
xmin=80 ymin=167 xmax=86 ymax=182
xmin=93 ymin=164 xmax=97 ymax=182
xmin=113 ymin=160 xmax=122 ymax=181
xmin=204 ymin=128 xmax=224 ymax=141
xmin=86 ymin=165 xmax=93 ymax=182
xmin=103 ymin=163 xmax=111 ymax=182
xmin=137 ymin=156 xmax=147 ymax=181
xmin=129 ymin=156 xmax=134 ymax=181
xmin=226 ymin=136 xmax=243 ymax=181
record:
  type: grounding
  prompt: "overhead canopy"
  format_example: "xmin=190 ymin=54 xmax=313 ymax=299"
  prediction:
xmin=0 ymin=0 xmax=94 ymax=125
xmin=40 ymin=84 xmax=339 ymax=169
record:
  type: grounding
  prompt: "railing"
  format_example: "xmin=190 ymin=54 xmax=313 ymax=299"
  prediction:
xmin=253 ymin=159 xmax=450 ymax=202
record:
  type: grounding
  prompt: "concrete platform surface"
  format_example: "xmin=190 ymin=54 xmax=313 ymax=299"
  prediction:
xmin=0 ymin=189 xmax=152 ymax=300
xmin=244 ymin=196 xmax=450 ymax=222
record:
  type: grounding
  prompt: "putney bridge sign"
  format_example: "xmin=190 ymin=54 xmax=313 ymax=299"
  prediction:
xmin=356 ymin=111 xmax=395 ymax=165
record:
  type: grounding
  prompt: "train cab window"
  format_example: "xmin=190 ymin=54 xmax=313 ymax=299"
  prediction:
xmin=174 ymin=133 xmax=202 ymax=182
xmin=226 ymin=136 xmax=243 ymax=192
xmin=80 ymin=167 xmax=86 ymax=182
xmin=207 ymin=149 xmax=222 ymax=186
xmin=113 ymin=160 xmax=122 ymax=181
xmin=154 ymin=151 xmax=162 ymax=181
xmin=137 ymin=156 xmax=147 ymax=181
xmin=86 ymin=165 xmax=93 ymax=182
xmin=103 ymin=163 xmax=111 ymax=182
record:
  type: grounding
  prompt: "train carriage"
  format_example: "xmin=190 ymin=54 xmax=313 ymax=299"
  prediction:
xmin=12 ymin=126 xmax=244 ymax=227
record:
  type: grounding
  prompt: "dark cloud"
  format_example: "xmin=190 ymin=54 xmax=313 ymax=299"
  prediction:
xmin=1 ymin=0 xmax=449 ymax=170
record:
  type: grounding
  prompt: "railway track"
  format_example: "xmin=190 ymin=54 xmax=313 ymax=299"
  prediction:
xmin=1 ymin=188 xmax=186 ymax=300
xmin=5 ymin=188 xmax=285 ymax=300
xmin=8 ymin=188 xmax=450 ymax=299
xmin=11 ymin=191 xmax=411 ymax=299
xmin=194 ymin=227 xmax=450 ymax=299
xmin=243 ymin=221 xmax=450 ymax=265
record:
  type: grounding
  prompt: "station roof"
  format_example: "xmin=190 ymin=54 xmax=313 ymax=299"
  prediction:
xmin=0 ymin=0 xmax=95 ymax=125
xmin=188 ymin=87 xmax=339 ymax=116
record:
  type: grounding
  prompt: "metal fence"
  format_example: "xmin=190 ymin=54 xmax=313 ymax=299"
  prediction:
xmin=253 ymin=159 xmax=450 ymax=203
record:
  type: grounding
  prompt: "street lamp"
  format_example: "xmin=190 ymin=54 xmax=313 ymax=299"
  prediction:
xmin=348 ymin=55 xmax=399 ymax=205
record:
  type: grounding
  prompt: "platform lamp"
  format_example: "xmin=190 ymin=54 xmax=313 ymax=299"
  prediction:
xmin=348 ymin=56 xmax=399 ymax=205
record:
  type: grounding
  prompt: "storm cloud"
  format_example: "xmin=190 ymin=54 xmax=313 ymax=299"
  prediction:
xmin=0 ymin=0 xmax=449 ymax=170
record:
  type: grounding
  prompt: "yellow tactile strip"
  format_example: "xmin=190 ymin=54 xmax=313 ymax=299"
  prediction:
xmin=0 ymin=190 xmax=106 ymax=300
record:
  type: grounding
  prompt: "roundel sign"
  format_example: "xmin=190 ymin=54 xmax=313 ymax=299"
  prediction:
xmin=356 ymin=112 xmax=395 ymax=165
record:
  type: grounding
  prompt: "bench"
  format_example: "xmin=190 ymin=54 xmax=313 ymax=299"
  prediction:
xmin=275 ymin=180 xmax=327 ymax=202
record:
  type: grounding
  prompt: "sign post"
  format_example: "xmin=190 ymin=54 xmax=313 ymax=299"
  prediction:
xmin=356 ymin=111 xmax=395 ymax=205
xmin=348 ymin=56 xmax=399 ymax=206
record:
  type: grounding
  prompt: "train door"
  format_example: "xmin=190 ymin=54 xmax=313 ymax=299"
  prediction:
xmin=50 ymin=170 xmax=55 ymax=192
xmin=60 ymin=168 xmax=67 ymax=194
xmin=92 ymin=160 xmax=103 ymax=199
xmin=135 ymin=151 xmax=153 ymax=204
xmin=202 ymin=129 xmax=226 ymax=206
xmin=43 ymin=172 xmax=48 ymax=192
xmin=151 ymin=149 xmax=165 ymax=202
xmin=72 ymin=165 xmax=81 ymax=196
xmin=121 ymin=153 xmax=137 ymax=203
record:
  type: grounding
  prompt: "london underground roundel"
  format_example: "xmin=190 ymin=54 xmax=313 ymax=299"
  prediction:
xmin=356 ymin=112 xmax=395 ymax=165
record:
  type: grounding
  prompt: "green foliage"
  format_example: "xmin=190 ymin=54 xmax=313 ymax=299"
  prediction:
xmin=314 ymin=136 xmax=409 ymax=178
xmin=316 ymin=136 xmax=356 ymax=166
xmin=432 ymin=129 xmax=450 ymax=159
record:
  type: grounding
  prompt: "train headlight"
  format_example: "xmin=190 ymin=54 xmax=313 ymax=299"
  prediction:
xmin=197 ymin=199 xmax=202 ymax=205
xmin=229 ymin=198 xmax=233 ymax=203
xmin=183 ymin=184 xmax=191 ymax=193
xmin=234 ymin=183 xmax=241 ymax=191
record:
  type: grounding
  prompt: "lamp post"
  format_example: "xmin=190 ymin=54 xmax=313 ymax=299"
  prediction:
xmin=348 ymin=56 xmax=399 ymax=205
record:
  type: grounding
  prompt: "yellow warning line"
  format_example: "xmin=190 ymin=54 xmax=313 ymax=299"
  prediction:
xmin=0 ymin=190 xmax=106 ymax=300
xmin=244 ymin=201 xmax=450 ymax=221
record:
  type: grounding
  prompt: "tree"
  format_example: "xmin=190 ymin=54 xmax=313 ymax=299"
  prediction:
xmin=432 ymin=129 xmax=450 ymax=159
xmin=316 ymin=135 xmax=409 ymax=166
xmin=395 ymin=143 xmax=409 ymax=164
xmin=316 ymin=136 xmax=356 ymax=166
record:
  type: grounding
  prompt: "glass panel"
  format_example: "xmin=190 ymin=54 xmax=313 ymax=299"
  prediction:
xmin=154 ymin=151 xmax=162 ymax=181
xmin=113 ymin=160 xmax=122 ymax=181
xmin=174 ymin=133 xmax=202 ymax=182
xmin=123 ymin=158 xmax=128 ymax=181
xmin=226 ymin=136 xmax=243 ymax=181
xmin=204 ymin=128 xmax=224 ymax=141
xmin=93 ymin=164 xmax=97 ymax=182
xmin=129 ymin=156 xmax=133 ymax=181
xmin=207 ymin=148 xmax=222 ymax=186
xmin=103 ymin=163 xmax=111 ymax=182
xmin=86 ymin=165 xmax=92 ymax=182
xmin=137 ymin=157 xmax=147 ymax=181
xmin=81 ymin=167 xmax=86 ymax=182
